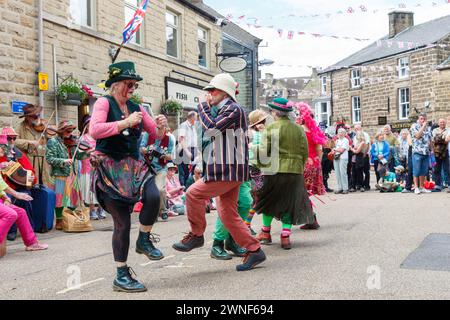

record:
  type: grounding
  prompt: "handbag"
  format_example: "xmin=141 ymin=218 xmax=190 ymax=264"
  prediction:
xmin=327 ymin=150 xmax=335 ymax=161
xmin=62 ymin=207 xmax=93 ymax=233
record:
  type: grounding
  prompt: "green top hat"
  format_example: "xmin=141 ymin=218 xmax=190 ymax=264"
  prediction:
xmin=105 ymin=61 xmax=143 ymax=88
xmin=268 ymin=97 xmax=293 ymax=112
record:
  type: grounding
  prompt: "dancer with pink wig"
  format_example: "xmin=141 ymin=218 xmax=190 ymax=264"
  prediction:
xmin=295 ymin=102 xmax=328 ymax=230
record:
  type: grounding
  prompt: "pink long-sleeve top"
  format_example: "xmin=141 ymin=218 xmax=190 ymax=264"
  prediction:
xmin=90 ymin=97 xmax=157 ymax=140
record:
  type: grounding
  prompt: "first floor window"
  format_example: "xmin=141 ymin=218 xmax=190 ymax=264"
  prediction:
xmin=399 ymin=88 xmax=410 ymax=120
xmin=198 ymin=27 xmax=208 ymax=68
xmin=70 ymin=0 xmax=94 ymax=28
xmin=352 ymin=96 xmax=361 ymax=123
xmin=398 ymin=57 xmax=409 ymax=79
xmin=320 ymin=76 xmax=327 ymax=95
xmin=166 ymin=11 xmax=179 ymax=58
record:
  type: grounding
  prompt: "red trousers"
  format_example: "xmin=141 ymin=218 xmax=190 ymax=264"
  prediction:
xmin=186 ymin=180 xmax=260 ymax=252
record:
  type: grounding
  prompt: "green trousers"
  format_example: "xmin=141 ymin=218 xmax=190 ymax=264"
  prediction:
xmin=212 ymin=181 xmax=252 ymax=241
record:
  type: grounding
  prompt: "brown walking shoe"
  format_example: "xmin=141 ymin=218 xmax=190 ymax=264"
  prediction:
xmin=256 ymin=230 xmax=272 ymax=245
xmin=280 ymin=235 xmax=291 ymax=250
xmin=172 ymin=232 xmax=204 ymax=252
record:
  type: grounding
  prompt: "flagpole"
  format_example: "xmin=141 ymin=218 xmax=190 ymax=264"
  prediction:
xmin=112 ymin=42 xmax=124 ymax=63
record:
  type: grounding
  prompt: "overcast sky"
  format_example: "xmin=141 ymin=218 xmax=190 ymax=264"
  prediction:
xmin=204 ymin=0 xmax=450 ymax=78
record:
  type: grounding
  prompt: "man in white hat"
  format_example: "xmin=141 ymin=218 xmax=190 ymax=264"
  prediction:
xmin=173 ymin=73 xmax=266 ymax=271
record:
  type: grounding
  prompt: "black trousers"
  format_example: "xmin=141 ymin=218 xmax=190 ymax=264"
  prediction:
xmin=97 ymin=176 xmax=160 ymax=263
xmin=363 ymin=156 xmax=371 ymax=189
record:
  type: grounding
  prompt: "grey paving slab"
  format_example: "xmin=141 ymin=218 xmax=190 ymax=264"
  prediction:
xmin=401 ymin=233 xmax=450 ymax=272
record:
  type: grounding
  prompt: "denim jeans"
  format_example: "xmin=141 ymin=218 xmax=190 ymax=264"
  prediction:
xmin=433 ymin=155 xmax=449 ymax=188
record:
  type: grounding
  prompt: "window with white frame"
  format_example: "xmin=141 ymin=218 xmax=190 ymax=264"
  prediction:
xmin=398 ymin=57 xmax=409 ymax=79
xmin=351 ymin=69 xmax=361 ymax=88
xmin=69 ymin=0 xmax=95 ymax=28
xmin=315 ymin=102 xmax=331 ymax=126
xmin=352 ymin=96 xmax=361 ymax=123
xmin=320 ymin=76 xmax=327 ymax=95
xmin=399 ymin=88 xmax=410 ymax=120
xmin=125 ymin=0 xmax=142 ymax=45
xmin=198 ymin=27 xmax=208 ymax=68
xmin=166 ymin=11 xmax=179 ymax=58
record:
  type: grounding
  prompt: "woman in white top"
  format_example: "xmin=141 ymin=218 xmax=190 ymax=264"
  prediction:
xmin=333 ymin=128 xmax=350 ymax=194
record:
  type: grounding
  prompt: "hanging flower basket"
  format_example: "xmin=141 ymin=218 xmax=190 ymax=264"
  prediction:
xmin=161 ymin=99 xmax=183 ymax=116
xmin=57 ymin=78 xmax=87 ymax=106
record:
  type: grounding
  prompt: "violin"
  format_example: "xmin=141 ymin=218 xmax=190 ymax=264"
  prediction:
xmin=27 ymin=117 xmax=58 ymax=155
xmin=63 ymin=135 xmax=92 ymax=152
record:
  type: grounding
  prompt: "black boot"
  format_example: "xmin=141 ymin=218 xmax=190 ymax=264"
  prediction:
xmin=113 ymin=266 xmax=147 ymax=293
xmin=225 ymin=236 xmax=247 ymax=257
xmin=136 ymin=232 xmax=164 ymax=260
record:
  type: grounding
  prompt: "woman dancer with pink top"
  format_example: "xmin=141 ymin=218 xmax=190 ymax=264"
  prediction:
xmin=89 ymin=61 xmax=167 ymax=293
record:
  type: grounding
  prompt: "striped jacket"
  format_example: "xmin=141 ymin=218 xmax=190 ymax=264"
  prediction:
xmin=198 ymin=99 xmax=249 ymax=182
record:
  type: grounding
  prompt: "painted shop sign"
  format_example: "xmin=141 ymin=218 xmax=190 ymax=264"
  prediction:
xmin=391 ymin=122 xmax=414 ymax=130
xmin=219 ymin=57 xmax=248 ymax=73
xmin=165 ymin=77 xmax=205 ymax=110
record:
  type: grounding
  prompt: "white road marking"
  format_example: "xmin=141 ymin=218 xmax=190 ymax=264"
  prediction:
xmin=56 ymin=278 xmax=105 ymax=295
xmin=164 ymin=262 xmax=193 ymax=268
xmin=182 ymin=254 xmax=210 ymax=261
xmin=140 ymin=255 xmax=175 ymax=267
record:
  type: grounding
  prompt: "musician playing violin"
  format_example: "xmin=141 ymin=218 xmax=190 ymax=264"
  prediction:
xmin=45 ymin=120 xmax=90 ymax=230
xmin=15 ymin=104 xmax=54 ymax=186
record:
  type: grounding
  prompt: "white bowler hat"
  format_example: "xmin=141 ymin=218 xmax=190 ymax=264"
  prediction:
xmin=203 ymin=73 xmax=238 ymax=102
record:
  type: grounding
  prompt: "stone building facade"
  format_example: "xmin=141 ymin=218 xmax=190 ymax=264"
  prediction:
xmin=318 ymin=12 xmax=450 ymax=135
xmin=1 ymin=0 xmax=256 ymax=130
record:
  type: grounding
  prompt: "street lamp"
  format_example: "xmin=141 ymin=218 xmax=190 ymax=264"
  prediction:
xmin=258 ymin=59 xmax=275 ymax=67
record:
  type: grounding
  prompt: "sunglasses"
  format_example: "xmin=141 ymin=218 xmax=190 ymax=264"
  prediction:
xmin=126 ymin=82 xmax=139 ymax=89
xmin=7 ymin=137 xmax=16 ymax=141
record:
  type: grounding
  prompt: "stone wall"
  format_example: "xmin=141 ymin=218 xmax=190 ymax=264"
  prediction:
xmin=0 ymin=0 xmax=38 ymax=127
xmin=1 ymin=0 xmax=223 ymax=128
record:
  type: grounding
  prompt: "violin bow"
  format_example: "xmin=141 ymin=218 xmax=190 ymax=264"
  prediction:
xmin=71 ymin=124 xmax=89 ymax=162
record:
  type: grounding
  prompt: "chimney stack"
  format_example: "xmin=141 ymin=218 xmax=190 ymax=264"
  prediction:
xmin=389 ymin=11 xmax=414 ymax=38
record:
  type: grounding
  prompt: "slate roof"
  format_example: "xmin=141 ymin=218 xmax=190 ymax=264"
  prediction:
xmin=322 ymin=14 xmax=450 ymax=73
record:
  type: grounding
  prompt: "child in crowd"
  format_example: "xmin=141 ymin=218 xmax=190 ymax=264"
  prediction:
xmin=394 ymin=165 xmax=406 ymax=185
xmin=165 ymin=162 xmax=186 ymax=216
xmin=376 ymin=166 xmax=400 ymax=192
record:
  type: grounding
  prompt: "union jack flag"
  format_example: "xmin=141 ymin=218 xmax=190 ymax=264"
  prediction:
xmin=123 ymin=0 xmax=150 ymax=44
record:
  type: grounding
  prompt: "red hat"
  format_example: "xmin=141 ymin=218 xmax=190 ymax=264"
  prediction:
xmin=1 ymin=127 xmax=18 ymax=137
